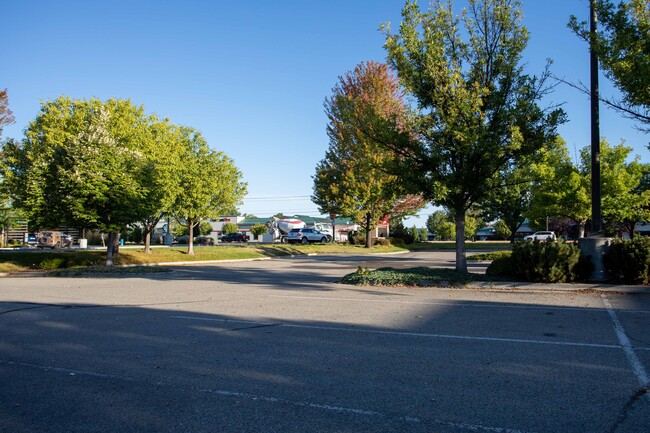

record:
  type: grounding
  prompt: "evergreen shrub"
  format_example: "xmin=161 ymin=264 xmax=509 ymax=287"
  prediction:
xmin=604 ymin=237 xmax=650 ymax=284
xmin=486 ymin=240 xmax=583 ymax=283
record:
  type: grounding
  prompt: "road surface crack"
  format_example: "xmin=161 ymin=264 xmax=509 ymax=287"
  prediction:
xmin=607 ymin=386 xmax=649 ymax=433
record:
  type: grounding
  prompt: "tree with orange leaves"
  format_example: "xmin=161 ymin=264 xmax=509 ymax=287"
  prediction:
xmin=312 ymin=61 xmax=423 ymax=248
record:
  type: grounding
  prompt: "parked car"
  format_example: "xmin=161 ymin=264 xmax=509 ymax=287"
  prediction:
xmin=37 ymin=231 xmax=69 ymax=249
xmin=287 ymin=227 xmax=330 ymax=244
xmin=61 ymin=233 xmax=74 ymax=247
xmin=196 ymin=236 xmax=215 ymax=246
xmin=26 ymin=233 xmax=37 ymax=246
xmin=524 ymin=231 xmax=557 ymax=242
xmin=474 ymin=227 xmax=501 ymax=241
xmin=221 ymin=232 xmax=250 ymax=243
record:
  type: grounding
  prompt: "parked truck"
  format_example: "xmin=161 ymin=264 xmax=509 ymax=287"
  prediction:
xmin=270 ymin=218 xmax=333 ymax=243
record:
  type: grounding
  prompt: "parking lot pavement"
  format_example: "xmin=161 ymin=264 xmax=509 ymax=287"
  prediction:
xmin=0 ymin=252 xmax=648 ymax=433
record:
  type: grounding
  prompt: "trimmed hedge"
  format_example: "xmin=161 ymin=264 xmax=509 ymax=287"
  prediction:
xmin=487 ymin=240 xmax=589 ymax=283
xmin=604 ymin=237 xmax=650 ymax=284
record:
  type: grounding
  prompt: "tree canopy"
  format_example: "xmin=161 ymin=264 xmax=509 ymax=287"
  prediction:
xmin=0 ymin=89 xmax=15 ymax=139
xmin=383 ymin=0 xmax=564 ymax=271
xmin=570 ymin=0 xmax=650 ymax=131
xmin=172 ymin=127 xmax=247 ymax=255
xmin=312 ymin=61 xmax=420 ymax=248
xmin=1 ymin=96 xmax=246 ymax=261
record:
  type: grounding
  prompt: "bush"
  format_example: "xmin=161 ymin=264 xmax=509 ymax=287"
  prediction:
xmin=387 ymin=237 xmax=406 ymax=248
xmin=604 ymin=237 xmax=650 ymax=284
xmin=485 ymin=255 xmax=514 ymax=277
xmin=374 ymin=237 xmax=390 ymax=246
xmin=486 ymin=240 xmax=582 ymax=283
xmin=222 ymin=222 xmax=239 ymax=235
xmin=127 ymin=226 xmax=144 ymax=244
xmin=40 ymin=257 xmax=67 ymax=270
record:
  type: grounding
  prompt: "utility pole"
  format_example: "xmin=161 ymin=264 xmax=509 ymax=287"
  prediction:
xmin=590 ymin=0 xmax=602 ymax=234
xmin=579 ymin=0 xmax=609 ymax=281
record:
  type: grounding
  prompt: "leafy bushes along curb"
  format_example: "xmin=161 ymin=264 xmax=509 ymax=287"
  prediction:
xmin=486 ymin=240 xmax=588 ymax=283
xmin=604 ymin=237 xmax=650 ymax=284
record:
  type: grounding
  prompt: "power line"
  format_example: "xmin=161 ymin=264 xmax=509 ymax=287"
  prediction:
xmin=245 ymin=195 xmax=312 ymax=201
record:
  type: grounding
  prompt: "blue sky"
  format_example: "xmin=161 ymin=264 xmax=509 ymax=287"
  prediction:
xmin=3 ymin=0 xmax=648 ymax=227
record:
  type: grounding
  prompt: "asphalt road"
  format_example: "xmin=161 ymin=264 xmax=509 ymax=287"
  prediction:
xmin=0 ymin=251 xmax=648 ymax=433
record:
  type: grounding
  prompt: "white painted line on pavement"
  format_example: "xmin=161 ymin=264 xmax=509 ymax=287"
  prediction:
xmin=171 ymin=315 xmax=622 ymax=350
xmin=3 ymin=358 xmax=536 ymax=433
xmin=199 ymin=387 xmax=536 ymax=433
xmin=602 ymin=295 xmax=650 ymax=389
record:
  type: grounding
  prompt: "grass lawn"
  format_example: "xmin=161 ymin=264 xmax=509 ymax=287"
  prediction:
xmin=0 ymin=243 xmax=407 ymax=273
xmin=0 ymin=241 xmax=510 ymax=274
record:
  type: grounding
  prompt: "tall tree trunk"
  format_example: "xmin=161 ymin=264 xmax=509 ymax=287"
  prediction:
xmin=187 ymin=218 xmax=195 ymax=256
xmin=106 ymin=232 xmax=115 ymax=267
xmin=454 ymin=209 xmax=467 ymax=273
xmin=144 ymin=225 xmax=152 ymax=254
xmin=578 ymin=222 xmax=586 ymax=239
xmin=113 ymin=231 xmax=120 ymax=257
xmin=365 ymin=212 xmax=372 ymax=249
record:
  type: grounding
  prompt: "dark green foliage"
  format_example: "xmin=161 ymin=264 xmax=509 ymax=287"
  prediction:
xmin=387 ymin=237 xmax=406 ymax=248
xmin=221 ymin=222 xmax=239 ymax=235
xmin=604 ymin=237 xmax=650 ymax=284
xmin=340 ymin=267 xmax=482 ymax=286
xmin=389 ymin=221 xmax=415 ymax=244
xmin=487 ymin=240 xmax=582 ymax=283
xmin=40 ymin=258 xmax=67 ymax=270
xmin=0 ymin=251 xmax=106 ymax=270
xmin=470 ymin=251 xmax=512 ymax=262
xmin=485 ymin=255 xmax=514 ymax=278
xmin=127 ymin=226 xmax=144 ymax=244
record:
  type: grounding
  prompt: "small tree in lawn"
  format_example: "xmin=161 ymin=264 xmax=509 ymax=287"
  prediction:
xmin=172 ymin=127 xmax=247 ymax=255
xmin=495 ymin=220 xmax=512 ymax=240
xmin=221 ymin=222 xmax=239 ymax=235
xmin=383 ymin=0 xmax=564 ymax=271
xmin=251 ymin=223 xmax=268 ymax=240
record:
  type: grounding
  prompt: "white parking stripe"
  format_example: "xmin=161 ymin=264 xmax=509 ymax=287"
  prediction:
xmin=171 ymin=315 xmax=622 ymax=350
xmin=602 ymin=295 xmax=650 ymax=389
xmin=3 ymin=359 xmax=537 ymax=433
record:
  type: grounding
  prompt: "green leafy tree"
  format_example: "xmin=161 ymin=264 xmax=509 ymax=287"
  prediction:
xmin=251 ymin=223 xmax=268 ymax=240
xmin=2 ymin=97 xmax=164 ymax=265
xmin=529 ymin=138 xmax=649 ymax=238
xmin=438 ymin=221 xmax=456 ymax=241
xmin=0 ymin=90 xmax=16 ymax=246
xmin=528 ymin=138 xmax=591 ymax=238
xmin=313 ymin=61 xmax=418 ymax=248
xmin=172 ymin=127 xmax=247 ymax=255
xmin=464 ymin=214 xmax=480 ymax=240
xmin=136 ymin=120 xmax=185 ymax=253
xmin=198 ymin=221 xmax=214 ymax=236
xmin=221 ymin=222 xmax=239 ymax=235
xmin=383 ymin=0 xmax=564 ymax=272
xmin=409 ymin=225 xmax=420 ymax=241
xmin=0 ymin=89 xmax=15 ymax=139
xmin=481 ymin=160 xmax=537 ymax=240
xmin=495 ymin=219 xmax=512 ymax=240
xmin=426 ymin=210 xmax=448 ymax=239
xmin=589 ymin=141 xmax=650 ymax=237
xmin=570 ymin=0 xmax=650 ymax=131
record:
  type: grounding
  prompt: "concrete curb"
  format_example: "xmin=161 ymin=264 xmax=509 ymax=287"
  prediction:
xmin=467 ymin=282 xmax=650 ymax=294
